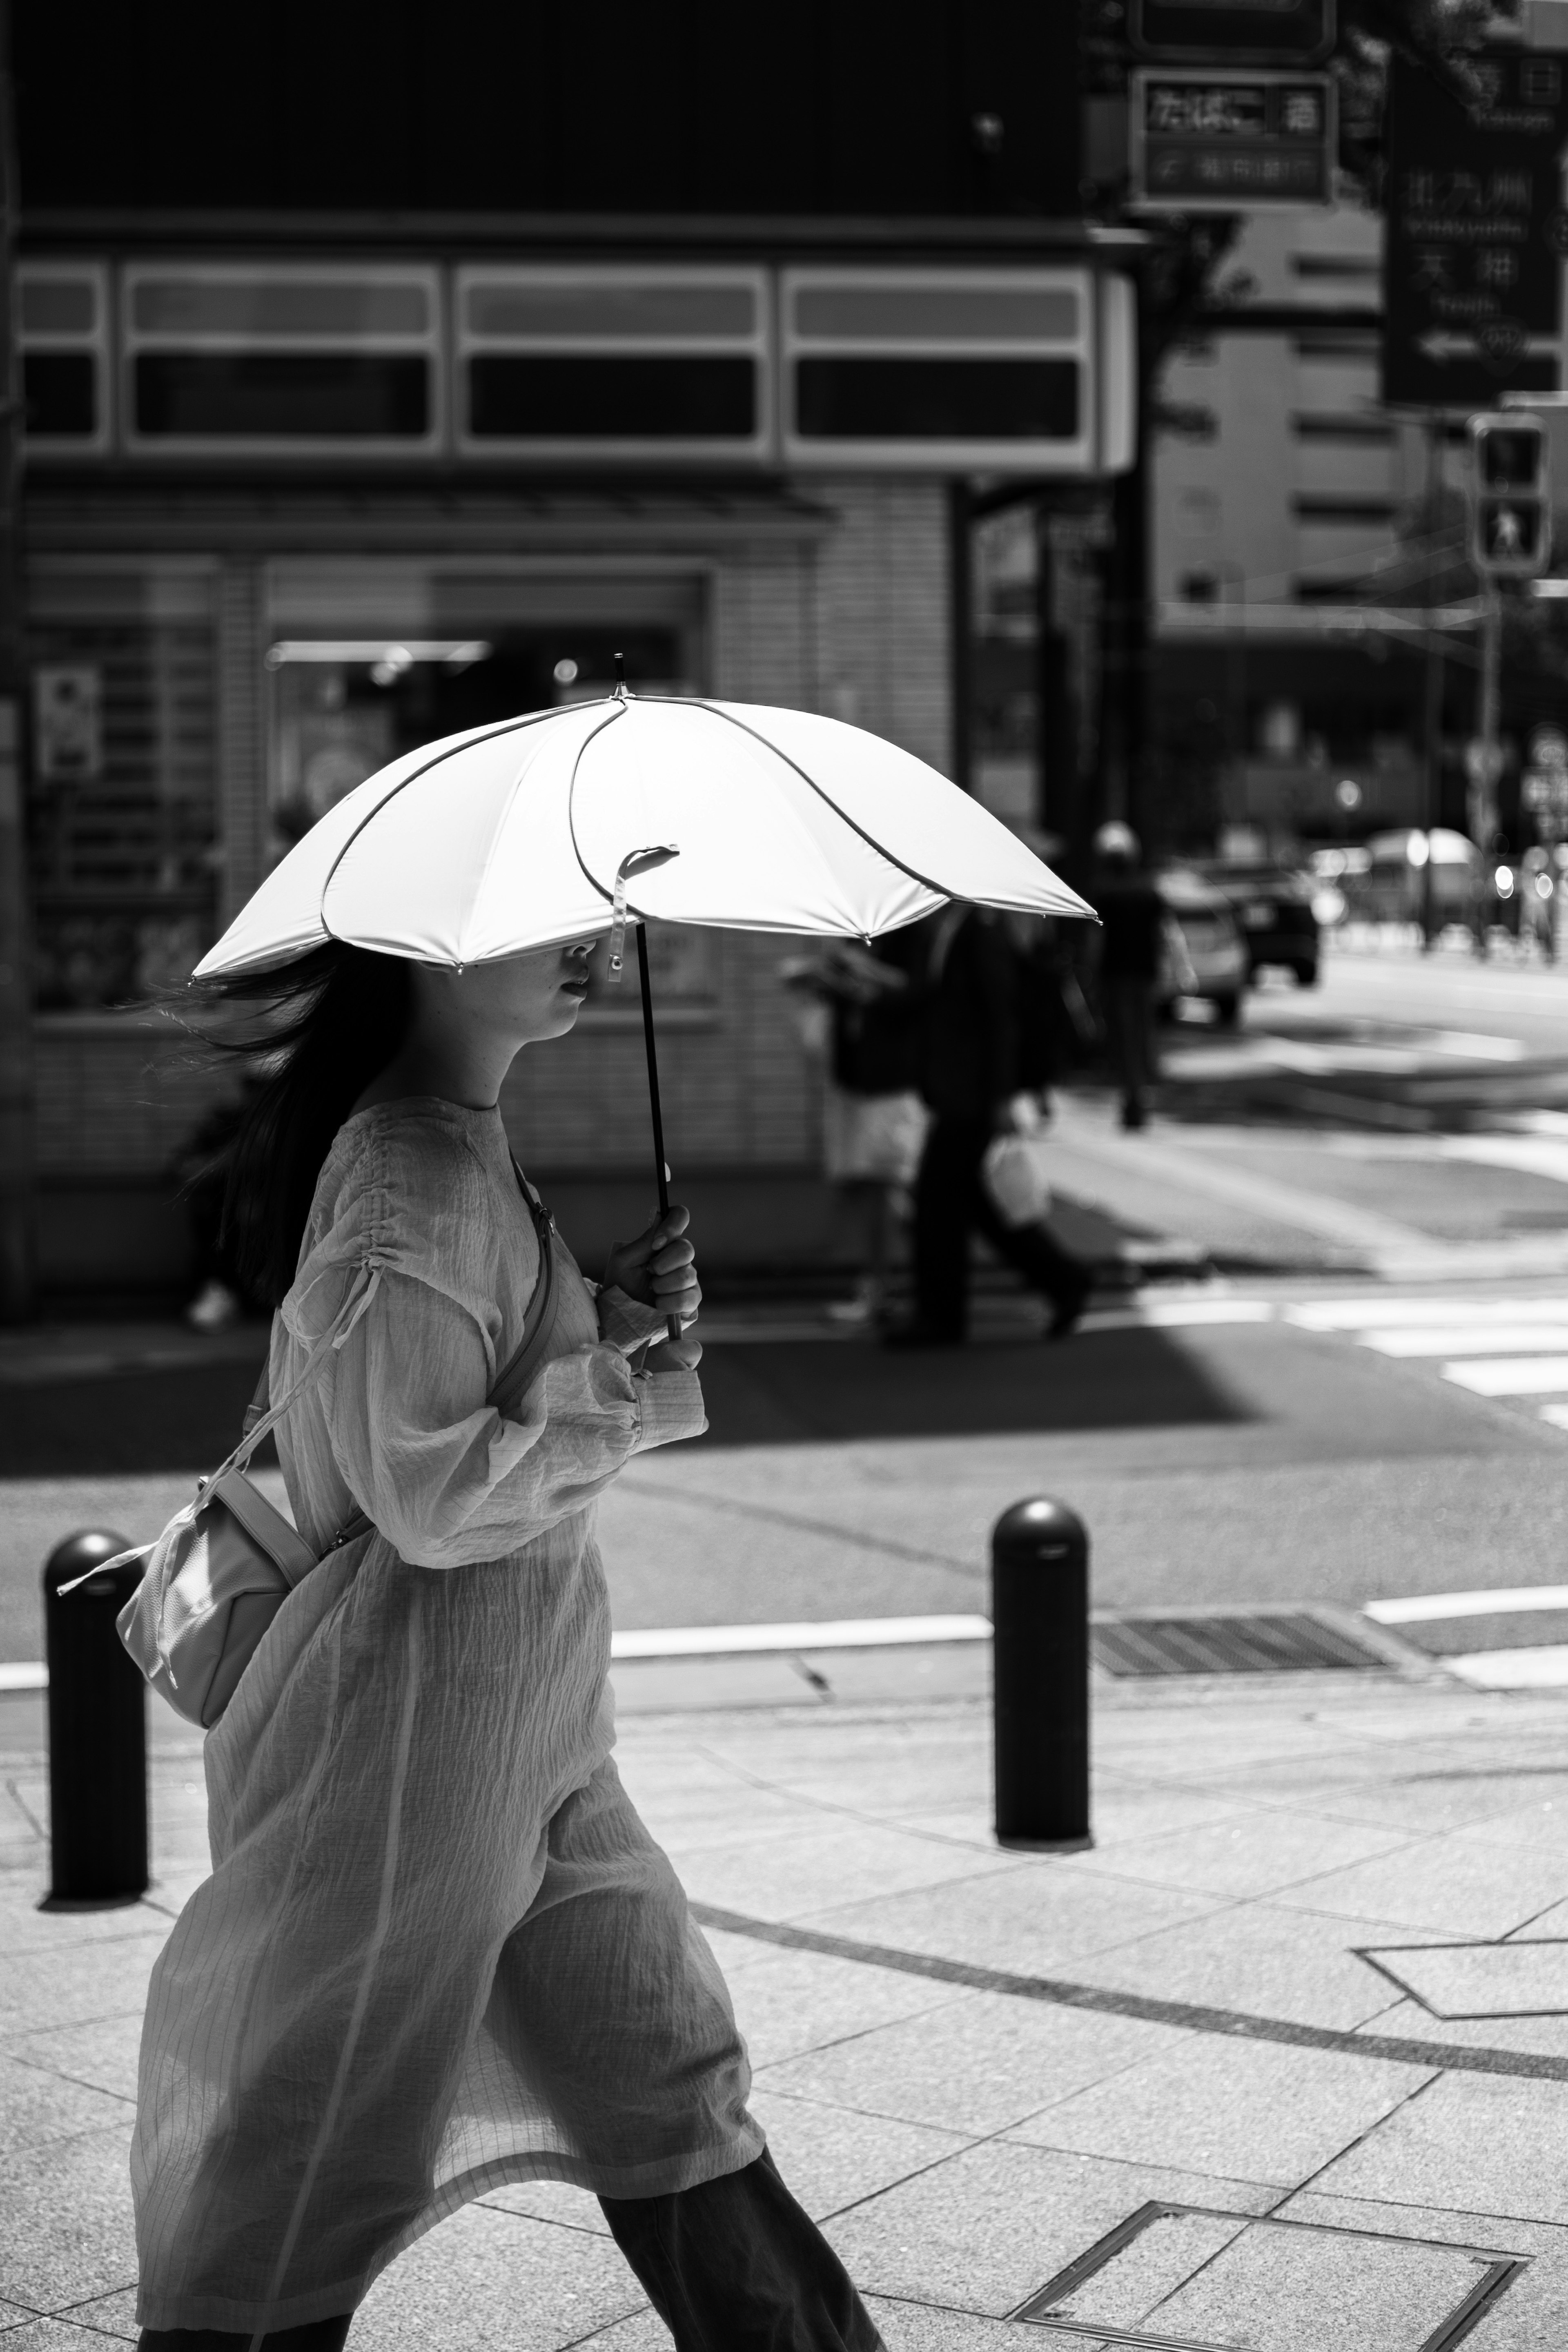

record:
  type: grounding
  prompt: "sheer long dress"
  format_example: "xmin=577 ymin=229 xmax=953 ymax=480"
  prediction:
xmin=131 ymin=1098 xmax=762 ymax=2337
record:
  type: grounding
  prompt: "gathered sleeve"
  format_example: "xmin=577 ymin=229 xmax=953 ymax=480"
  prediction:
xmin=281 ymin=1123 xmax=705 ymax=1570
xmin=325 ymin=1274 xmax=704 ymax=1567
xmin=595 ymin=1282 xmax=675 ymax=1353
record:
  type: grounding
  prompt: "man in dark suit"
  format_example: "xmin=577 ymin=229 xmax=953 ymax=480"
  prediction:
xmin=883 ymin=904 xmax=1092 ymax=1347
xmin=1093 ymin=821 xmax=1165 ymax=1131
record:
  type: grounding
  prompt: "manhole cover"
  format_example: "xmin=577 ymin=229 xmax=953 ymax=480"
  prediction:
xmin=1012 ymin=2201 xmax=1521 ymax=2350
xmin=1359 ymin=1940 xmax=1568 ymax=2020
xmin=1091 ymin=1610 xmax=1386 ymax=1677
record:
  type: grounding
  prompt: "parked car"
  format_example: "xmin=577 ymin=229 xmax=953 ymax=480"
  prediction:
xmin=1154 ymin=867 xmax=1250 ymax=1027
xmin=1193 ymin=860 xmax=1321 ymax=985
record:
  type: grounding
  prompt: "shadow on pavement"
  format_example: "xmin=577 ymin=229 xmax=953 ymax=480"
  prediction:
xmin=0 ymin=1325 xmax=1247 ymax=1474
xmin=0 ymin=1358 xmax=272 ymax=1477
xmin=692 ymin=1327 xmax=1248 ymax=1447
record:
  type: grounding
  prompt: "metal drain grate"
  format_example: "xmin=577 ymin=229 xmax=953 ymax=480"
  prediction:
xmin=1012 ymin=2200 xmax=1521 ymax=2349
xmin=1092 ymin=1610 xmax=1386 ymax=1678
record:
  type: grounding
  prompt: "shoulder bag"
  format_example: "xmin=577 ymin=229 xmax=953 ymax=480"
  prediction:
xmin=67 ymin=1164 xmax=558 ymax=1730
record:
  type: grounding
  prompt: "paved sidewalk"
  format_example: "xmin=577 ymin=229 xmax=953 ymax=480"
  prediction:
xmin=2 ymin=1660 xmax=1566 ymax=2349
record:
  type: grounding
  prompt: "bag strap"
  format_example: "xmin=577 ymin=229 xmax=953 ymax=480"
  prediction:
xmin=241 ymin=1361 xmax=271 ymax=1438
xmin=488 ymin=1159 xmax=560 ymax=1419
xmin=248 ymin=1157 xmax=560 ymax=1555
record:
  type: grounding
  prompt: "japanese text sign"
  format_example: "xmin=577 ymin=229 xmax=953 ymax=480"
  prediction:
xmin=1383 ymin=48 xmax=1568 ymax=408
xmin=1131 ymin=69 xmax=1333 ymax=209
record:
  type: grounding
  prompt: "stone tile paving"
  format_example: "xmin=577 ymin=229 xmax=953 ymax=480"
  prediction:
xmin=1 ymin=1672 xmax=1565 ymax=2348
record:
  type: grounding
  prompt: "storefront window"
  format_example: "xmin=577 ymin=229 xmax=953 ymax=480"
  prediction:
xmin=264 ymin=566 xmax=717 ymax=1006
xmin=27 ymin=585 xmax=217 ymax=1010
xmin=267 ymin=625 xmax=689 ymax=855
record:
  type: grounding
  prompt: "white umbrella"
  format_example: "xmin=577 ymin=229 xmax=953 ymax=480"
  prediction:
xmin=197 ymin=682 xmax=1096 ymax=1318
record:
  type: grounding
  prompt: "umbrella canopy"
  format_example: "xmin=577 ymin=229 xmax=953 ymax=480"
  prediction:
xmin=195 ymin=693 xmax=1094 ymax=979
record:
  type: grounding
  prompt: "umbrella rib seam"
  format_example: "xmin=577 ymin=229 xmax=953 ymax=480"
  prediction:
xmin=570 ymin=697 xmax=941 ymax=936
xmin=317 ymin=706 xmax=568 ymax=950
xmin=693 ymin=700 xmax=974 ymax=910
xmin=566 ymin=700 xmax=635 ymax=916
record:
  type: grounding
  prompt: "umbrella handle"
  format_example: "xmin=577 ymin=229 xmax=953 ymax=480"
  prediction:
xmin=636 ymin=925 xmax=686 ymax=1345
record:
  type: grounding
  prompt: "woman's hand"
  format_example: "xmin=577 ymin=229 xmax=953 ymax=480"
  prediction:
xmin=646 ymin=1330 xmax=703 ymax=1373
xmin=604 ymin=1204 xmax=702 ymax=1329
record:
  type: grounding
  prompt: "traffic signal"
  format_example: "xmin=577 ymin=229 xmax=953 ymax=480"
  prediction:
xmin=1469 ymin=414 xmax=1551 ymax=578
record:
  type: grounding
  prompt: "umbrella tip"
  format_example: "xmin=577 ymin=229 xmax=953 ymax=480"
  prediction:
xmin=613 ymin=650 xmax=626 ymax=699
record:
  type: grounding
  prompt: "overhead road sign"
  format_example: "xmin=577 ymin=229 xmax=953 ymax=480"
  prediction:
xmin=1382 ymin=48 xmax=1568 ymax=410
xmin=1130 ymin=0 xmax=1334 ymax=64
xmin=1468 ymin=412 xmax=1552 ymax=577
xmin=1131 ymin=70 xmax=1333 ymax=210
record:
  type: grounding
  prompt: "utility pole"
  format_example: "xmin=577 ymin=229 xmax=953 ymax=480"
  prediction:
xmin=1418 ymin=415 xmax=1444 ymax=950
xmin=1098 ymin=282 xmax=1152 ymax=839
xmin=0 ymin=0 xmax=33 ymax=1322
xmin=1464 ymin=412 xmax=1550 ymax=958
xmin=1474 ymin=587 xmax=1503 ymax=853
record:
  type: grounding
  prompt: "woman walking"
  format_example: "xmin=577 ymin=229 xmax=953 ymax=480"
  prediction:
xmin=134 ymin=934 xmax=884 ymax=2352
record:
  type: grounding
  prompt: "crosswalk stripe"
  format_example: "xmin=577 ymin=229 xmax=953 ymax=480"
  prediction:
xmin=1290 ymin=1297 xmax=1568 ymax=1330
xmin=1446 ymin=1644 xmax=1568 ymax=1690
xmin=1440 ymin=1356 xmax=1568 ymax=1396
xmin=1362 ymin=1325 xmax=1568 ymax=1357
xmin=1367 ymin=1585 xmax=1568 ymax=1623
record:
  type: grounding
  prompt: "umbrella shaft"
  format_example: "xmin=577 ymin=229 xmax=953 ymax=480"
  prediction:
xmin=637 ymin=925 xmax=670 ymax=1220
xmin=636 ymin=927 xmax=684 ymax=1347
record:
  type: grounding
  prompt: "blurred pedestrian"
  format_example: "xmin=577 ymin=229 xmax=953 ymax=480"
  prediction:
xmin=132 ymin=938 xmax=885 ymax=2352
xmin=782 ymin=932 xmax=926 ymax=1324
xmin=1092 ymin=821 xmax=1165 ymax=1132
xmin=883 ymin=904 xmax=1092 ymax=1347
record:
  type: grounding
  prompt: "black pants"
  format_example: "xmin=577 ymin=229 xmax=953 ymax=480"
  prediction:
xmin=1102 ymin=975 xmax=1157 ymax=1121
xmin=137 ymin=2327 xmax=351 ymax=2351
xmin=602 ymin=2147 xmax=884 ymax=2349
xmin=136 ymin=2151 xmax=882 ymax=2352
xmin=913 ymin=1115 xmax=1088 ymax=1340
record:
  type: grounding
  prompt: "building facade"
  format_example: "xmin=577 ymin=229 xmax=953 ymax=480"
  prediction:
xmin=13 ymin=4 xmax=1135 ymax=1298
xmin=1150 ymin=192 xmax=1568 ymax=852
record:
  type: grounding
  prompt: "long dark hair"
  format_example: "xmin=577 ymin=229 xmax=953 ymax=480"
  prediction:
xmin=192 ymin=943 xmax=413 ymax=1307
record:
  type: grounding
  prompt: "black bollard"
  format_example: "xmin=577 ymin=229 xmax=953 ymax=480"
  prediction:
xmin=41 ymin=1531 xmax=148 ymax=1909
xmin=992 ymin=1498 xmax=1091 ymax=1850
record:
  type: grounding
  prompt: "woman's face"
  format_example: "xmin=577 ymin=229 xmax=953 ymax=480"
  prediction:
xmin=426 ymin=936 xmax=598 ymax=1050
xmin=472 ymin=936 xmax=597 ymax=1043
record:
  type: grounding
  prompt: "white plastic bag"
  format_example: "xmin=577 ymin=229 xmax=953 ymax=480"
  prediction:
xmin=982 ymin=1133 xmax=1052 ymax=1229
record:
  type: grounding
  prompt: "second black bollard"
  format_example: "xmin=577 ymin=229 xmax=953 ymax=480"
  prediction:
xmin=41 ymin=1531 xmax=147 ymax=1909
xmin=992 ymin=1497 xmax=1091 ymax=1850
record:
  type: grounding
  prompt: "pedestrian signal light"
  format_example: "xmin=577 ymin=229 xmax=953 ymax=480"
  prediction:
xmin=1469 ymin=414 xmax=1551 ymax=578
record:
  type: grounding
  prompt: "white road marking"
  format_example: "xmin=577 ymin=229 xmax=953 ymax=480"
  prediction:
xmin=3 ymin=1618 xmax=999 ymax=1692
xmin=1443 ymin=1136 xmax=1568 ymax=1186
xmin=1100 ymin=1300 xmax=1278 ymax=1330
xmin=1262 ymin=1039 xmax=1423 ymax=1075
xmin=1440 ymin=1355 xmax=1568 ymax=1396
xmin=1422 ymin=1031 xmax=1530 ymax=1060
xmin=610 ymin=1615 xmax=993 ymax=1659
xmin=1541 ymin=1404 xmax=1568 ymax=1433
xmin=1446 ymin=1645 xmax=1568 ymax=1690
xmin=1289 ymin=1296 xmax=1568 ymax=1330
xmin=1361 ymin=1325 xmax=1568 ymax=1357
xmin=1367 ymin=1586 xmax=1568 ymax=1625
xmin=1048 ymin=1108 xmax=1431 ymax=1256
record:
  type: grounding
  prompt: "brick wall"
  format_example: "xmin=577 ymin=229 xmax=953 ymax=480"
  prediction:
xmin=216 ymin=562 xmax=267 ymax=927
xmin=33 ymin=1016 xmax=236 ymax=1174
